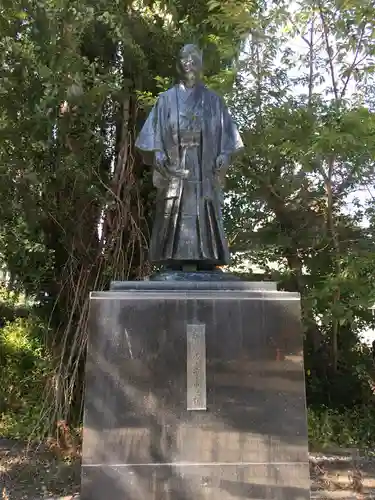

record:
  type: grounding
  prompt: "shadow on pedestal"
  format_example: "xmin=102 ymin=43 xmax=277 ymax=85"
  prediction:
xmin=81 ymin=281 xmax=309 ymax=500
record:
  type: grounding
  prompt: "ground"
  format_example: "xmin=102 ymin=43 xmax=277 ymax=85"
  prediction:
xmin=0 ymin=439 xmax=80 ymax=500
xmin=310 ymin=451 xmax=375 ymax=499
xmin=1 ymin=440 xmax=375 ymax=499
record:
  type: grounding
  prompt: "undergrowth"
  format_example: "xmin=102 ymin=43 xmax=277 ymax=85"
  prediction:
xmin=308 ymin=406 xmax=375 ymax=450
xmin=0 ymin=316 xmax=54 ymax=440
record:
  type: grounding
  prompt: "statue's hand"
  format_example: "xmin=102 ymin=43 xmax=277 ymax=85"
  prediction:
xmin=215 ymin=154 xmax=230 ymax=173
xmin=172 ymin=168 xmax=189 ymax=179
xmin=154 ymin=151 xmax=168 ymax=176
xmin=215 ymin=154 xmax=230 ymax=188
xmin=155 ymin=151 xmax=189 ymax=180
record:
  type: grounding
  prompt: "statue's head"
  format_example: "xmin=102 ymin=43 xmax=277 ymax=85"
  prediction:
xmin=177 ymin=44 xmax=203 ymax=80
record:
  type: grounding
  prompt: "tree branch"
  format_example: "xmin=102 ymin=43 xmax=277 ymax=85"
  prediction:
xmin=308 ymin=14 xmax=315 ymax=107
xmin=340 ymin=23 xmax=367 ymax=99
xmin=318 ymin=2 xmax=339 ymax=102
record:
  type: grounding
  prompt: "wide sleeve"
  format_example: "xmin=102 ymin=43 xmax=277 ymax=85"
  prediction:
xmin=135 ymin=95 xmax=166 ymax=166
xmin=220 ymin=99 xmax=244 ymax=157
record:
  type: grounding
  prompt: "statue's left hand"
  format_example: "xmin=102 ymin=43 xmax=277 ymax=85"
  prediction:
xmin=215 ymin=154 xmax=230 ymax=172
xmin=214 ymin=154 xmax=230 ymax=189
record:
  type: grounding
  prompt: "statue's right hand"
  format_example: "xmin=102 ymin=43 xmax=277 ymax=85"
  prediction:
xmin=155 ymin=151 xmax=167 ymax=170
xmin=154 ymin=151 xmax=188 ymax=179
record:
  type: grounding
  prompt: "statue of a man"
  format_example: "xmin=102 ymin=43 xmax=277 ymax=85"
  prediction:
xmin=135 ymin=44 xmax=243 ymax=271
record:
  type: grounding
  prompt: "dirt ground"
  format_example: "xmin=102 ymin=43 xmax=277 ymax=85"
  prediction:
xmin=1 ymin=440 xmax=375 ymax=499
xmin=310 ymin=452 xmax=375 ymax=499
xmin=0 ymin=439 xmax=80 ymax=500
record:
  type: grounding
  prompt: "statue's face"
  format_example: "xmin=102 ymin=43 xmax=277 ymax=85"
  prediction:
xmin=178 ymin=46 xmax=202 ymax=78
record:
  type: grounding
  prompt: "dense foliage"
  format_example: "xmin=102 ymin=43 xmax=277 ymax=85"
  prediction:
xmin=1 ymin=0 xmax=375 ymax=447
xmin=0 ymin=0 xmax=254 ymax=434
xmin=225 ymin=0 xmax=375 ymax=411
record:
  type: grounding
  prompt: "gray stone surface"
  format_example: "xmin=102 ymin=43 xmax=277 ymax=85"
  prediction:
xmin=81 ymin=283 xmax=309 ymax=499
xmin=110 ymin=278 xmax=278 ymax=290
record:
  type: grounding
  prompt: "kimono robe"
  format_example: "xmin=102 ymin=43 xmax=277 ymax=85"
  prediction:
xmin=135 ymin=82 xmax=243 ymax=266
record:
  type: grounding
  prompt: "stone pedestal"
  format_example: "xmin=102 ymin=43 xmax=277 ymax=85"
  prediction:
xmin=81 ymin=282 xmax=310 ymax=500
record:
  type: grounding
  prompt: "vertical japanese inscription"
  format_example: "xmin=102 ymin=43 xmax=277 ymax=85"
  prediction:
xmin=186 ymin=324 xmax=207 ymax=411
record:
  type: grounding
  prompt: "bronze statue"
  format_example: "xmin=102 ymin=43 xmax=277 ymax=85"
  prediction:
xmin=135 ymin=44 xmax=243 ymax=271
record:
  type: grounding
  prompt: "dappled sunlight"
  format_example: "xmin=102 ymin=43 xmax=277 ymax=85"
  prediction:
xmin=81 ymin=288 xmax=309 ymax=498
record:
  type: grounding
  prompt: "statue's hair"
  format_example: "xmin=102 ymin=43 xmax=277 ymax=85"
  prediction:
xmin=179 ymin=44 xmax=203 ymax=63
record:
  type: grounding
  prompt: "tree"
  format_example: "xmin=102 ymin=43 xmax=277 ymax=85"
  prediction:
xmin=0 ymin=0 xmax=256 ymax=430
xmin=226 ymin=0 xmax=375 ymax=385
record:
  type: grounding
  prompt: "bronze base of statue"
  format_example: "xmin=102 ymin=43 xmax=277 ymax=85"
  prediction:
xmin=164 ymin=261 xmax=218 ymax=272
xmin=143 ymin=260 xmax=243 ymax=282
xmin=149 ymin=266 xmax=241 ymax=282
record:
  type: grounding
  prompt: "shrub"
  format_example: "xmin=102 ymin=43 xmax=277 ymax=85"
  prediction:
xmin=0 ymin=317 xmax=54 ymax=439
xmin=308 ymin=406 xmax=375 ymax=450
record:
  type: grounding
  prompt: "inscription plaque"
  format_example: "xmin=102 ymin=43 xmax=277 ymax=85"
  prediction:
xmin=186 ymin=324 xmax=207 ymax=411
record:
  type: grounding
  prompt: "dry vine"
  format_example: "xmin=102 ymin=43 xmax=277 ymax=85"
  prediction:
xmin=32 ymin=92 xmax=152 ymax=443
